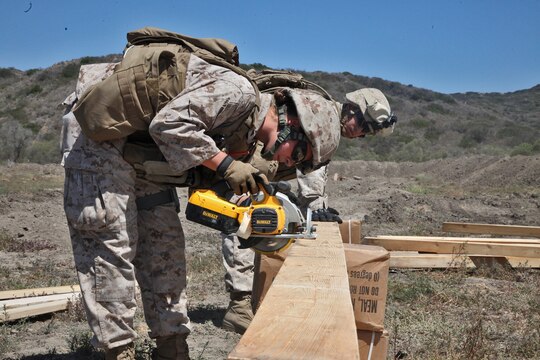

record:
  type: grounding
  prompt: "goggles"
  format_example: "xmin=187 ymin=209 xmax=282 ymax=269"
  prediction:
xmin=354 ymin=109 xmax=398 ymax=135
xmin=291 ymin=140 xmax=309 ymax=165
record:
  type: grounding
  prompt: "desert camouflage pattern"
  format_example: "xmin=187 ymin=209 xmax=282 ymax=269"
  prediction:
xmin=60 ymin=64 xmax=117 ymax=167
xmin=222 ymin=233 xmax=256 ymax=293
xmin=63 ymin=55 xmax=258 ymax=349
xmin=287 ymin=88 xmax=341 ymax=167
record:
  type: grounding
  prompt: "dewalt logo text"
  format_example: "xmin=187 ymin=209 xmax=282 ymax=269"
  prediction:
xmin=202 ymin=211 xmax=218 ymax=220
xmin=256 ymin=220 xmax=272 ymax=225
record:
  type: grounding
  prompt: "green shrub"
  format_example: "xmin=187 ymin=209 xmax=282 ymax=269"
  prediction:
xmin=23 ymin=138 xmax=60 ymax=164
xmin=25 ymin=68 xmax=40 ymax=76
xmin=425 ymin=103 xmax=451 ymax=115
xmin=62 ymin=63 xmax=80 ymax=78
xmin=410 ymin=118 xmax=430 ymax=128
xmin=424 ymin=126 xmax=442 ymax=141
xmin=25 ymin=84 xmax=43 ymax=95
xmin=0 ymin=67 xmax=15 ymax=78
xmin=511 ymin=143 xmax=534 ymax=156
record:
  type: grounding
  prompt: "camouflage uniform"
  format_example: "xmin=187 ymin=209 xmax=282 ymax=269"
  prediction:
xmin=63 ymin=56 xmax=257 ymax=350
xmin=222 ymin=90 xmax=332 ymax=295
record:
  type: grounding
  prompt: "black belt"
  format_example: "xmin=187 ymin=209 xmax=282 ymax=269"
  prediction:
xmin=136 ymin=188 xmax=180 ymax=213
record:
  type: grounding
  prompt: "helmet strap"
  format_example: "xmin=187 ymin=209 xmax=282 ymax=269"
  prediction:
xmin=261 ymin=104 xmax=308 ymax=160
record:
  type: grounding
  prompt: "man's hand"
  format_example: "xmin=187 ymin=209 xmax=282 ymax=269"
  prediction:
xmin=312 ymin=207 xmax=342 ymax=223
xmin=217 ymin=156 xmax=268 ymax=195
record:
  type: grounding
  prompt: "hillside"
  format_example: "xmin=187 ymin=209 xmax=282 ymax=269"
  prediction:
xmin=0 ymin=56 xmax=539 ymax=164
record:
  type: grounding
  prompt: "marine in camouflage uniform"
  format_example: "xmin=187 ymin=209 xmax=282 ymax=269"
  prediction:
xmin=221 ymin=87 xmax=396 ymax=334
xmin=63 ymin=56 xmax=259 ymax=355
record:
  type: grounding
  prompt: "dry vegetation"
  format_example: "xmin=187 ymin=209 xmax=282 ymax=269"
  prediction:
xmin=0 ymin=157 xmax=538 ymax=359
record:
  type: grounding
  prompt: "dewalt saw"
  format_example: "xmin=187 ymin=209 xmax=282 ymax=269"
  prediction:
xmin=185 ymin=179 xmax=316 ymax=253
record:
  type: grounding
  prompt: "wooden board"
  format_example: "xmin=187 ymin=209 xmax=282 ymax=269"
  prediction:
xmin=365 ymin=236 xmax=540 ymax=258
xmin=1 ymin=299 xmax=70 ymax=322
xmin=389 ymin=252 xmax=540 ymax=268
xmin=442 ymin=222 xmax=540 ymax=238
xmin=0 ymin=285 xmax=80 ymax=300
xmin=367 ymin=235 xmax=540 ymax=244
xmin=228 ymin=222 xmax=359 ymax=360
xmin=0 ymin=292 xmax=80 ymax=310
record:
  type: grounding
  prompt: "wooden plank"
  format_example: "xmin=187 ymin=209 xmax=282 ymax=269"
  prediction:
xmin=469 ymin=256 xmax=513 ymax=270
xmin=0 ymin=292 xmax=80 ymax=310
xmin=228 ymin=222 xmax=359 ymax=360
xmin=0 ymin=285 xmax=80 ymax=300
xmin=0 ymin=299 xmax=70 ymax=322
xmin=390 ymin=253 xmax=475 ymax=268
xmin=367 ymin=235 xmax=540 ymax=244
xmin=442 ymin=222 xmax=540 ymax=238
xmin=389 ymin=253 xmax=540 ymax=269
xmin=365 ymin=236 xmax=540 ymax=258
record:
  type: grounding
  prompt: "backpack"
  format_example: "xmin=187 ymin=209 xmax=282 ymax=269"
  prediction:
xmin=73 ymin=27 xmax=258 ymax=142
xmin=248 ymin=69 xmax=334 ymax=100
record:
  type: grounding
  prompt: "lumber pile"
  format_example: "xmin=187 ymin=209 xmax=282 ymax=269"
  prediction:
xmin=0 ymin=285 xmax=80 ymax=322
xmin=365 ymin=222 xmax=540 ymax=269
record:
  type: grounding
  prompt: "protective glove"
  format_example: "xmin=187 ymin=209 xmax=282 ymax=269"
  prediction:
xmin=311 ymin=207 xmax=343 ymax=223
xmin=217 ymin=155 xmax=268 ymax=195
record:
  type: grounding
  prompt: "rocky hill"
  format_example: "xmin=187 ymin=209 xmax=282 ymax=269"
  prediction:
xmin=0 ymin=56 xmax=539 ymax=164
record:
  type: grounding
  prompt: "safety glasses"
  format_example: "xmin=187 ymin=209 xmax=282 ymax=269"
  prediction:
xmin=291 ymin=141 xmax=309 ymax=164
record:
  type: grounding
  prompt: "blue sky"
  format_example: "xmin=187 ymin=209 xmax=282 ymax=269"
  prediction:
xmin=1 ymin=0 xmax=539 ymax=94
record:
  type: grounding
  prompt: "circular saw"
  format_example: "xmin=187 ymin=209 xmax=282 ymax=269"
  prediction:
xmin=185 ymin=179 xmax=316 ymax=254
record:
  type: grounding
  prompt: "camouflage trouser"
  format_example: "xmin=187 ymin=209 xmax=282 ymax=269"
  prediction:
xmin=222 ymin=233 xmax=254 ymax=294
xmin=64 ymin=168 xmax=190 ymax=350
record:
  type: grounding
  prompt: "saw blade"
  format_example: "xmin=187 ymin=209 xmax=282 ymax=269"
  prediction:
xmin=251 ymin=237 xmax=294 ymax=254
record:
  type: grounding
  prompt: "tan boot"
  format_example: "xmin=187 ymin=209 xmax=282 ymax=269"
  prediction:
xmin=222 ymin=292 xmax=254 ymax=334
xmin=105 ymin=342 xmax=135 ymax=360
xmin=154 ymin=334 xmax=190 ymax=360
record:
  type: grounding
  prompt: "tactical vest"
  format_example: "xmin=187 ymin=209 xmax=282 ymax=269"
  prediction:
xmin=73 ymin=27 xmax=259 ymax=144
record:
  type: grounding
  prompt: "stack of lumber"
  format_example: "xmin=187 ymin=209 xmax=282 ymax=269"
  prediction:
xmin=365 ymin=222 xmax=540 ymax=269
xmin=0 ymin=285 xmax=80 ymax=322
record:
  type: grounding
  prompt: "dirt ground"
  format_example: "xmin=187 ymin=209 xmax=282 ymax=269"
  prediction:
xmin=0 ymin=155 xmax=539 ymax=359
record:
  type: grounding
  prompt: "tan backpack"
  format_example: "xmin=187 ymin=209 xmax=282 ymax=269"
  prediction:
xmin=73 ymin=27 xmax=258 ymax=142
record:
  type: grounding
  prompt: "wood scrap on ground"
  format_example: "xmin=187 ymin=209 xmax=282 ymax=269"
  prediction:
xmin=367 ymin=221 xmax=540 ymax=269
xmin=0 ymin=285 xmax=80 ymax=322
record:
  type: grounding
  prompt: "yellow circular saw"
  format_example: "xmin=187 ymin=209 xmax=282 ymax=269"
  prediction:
xmin=186 ymin=180 xmax=316 ymax=254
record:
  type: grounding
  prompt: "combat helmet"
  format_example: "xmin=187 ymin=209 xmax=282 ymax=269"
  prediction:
xmin=261 ymin=88 xmax=341 ymax=173
xmin=345 ymin=88 xmax=397 ymax=136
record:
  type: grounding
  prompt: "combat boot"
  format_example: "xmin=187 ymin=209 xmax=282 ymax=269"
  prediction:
xmin=222 ymin=292 xmax=254 ymax=334
xmin=105 ymin=342 xmax=135 ymax=360
xmin=154 ymin=334 xmax=190 ymax=360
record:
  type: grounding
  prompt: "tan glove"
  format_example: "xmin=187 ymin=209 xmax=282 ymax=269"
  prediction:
xmin=217 ymin=156 xmax=268 ymax=195
xmin=250 ymin=154 xmax=278 ymax=181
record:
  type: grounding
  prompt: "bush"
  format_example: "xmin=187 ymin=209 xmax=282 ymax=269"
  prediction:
xmin=0 ymin=67 xmax=16 ymax=78
xmin=23 ymin=138 xmax=60 ymax=164
xmin=25 ymin=68 xmax=40 ymax=76
xmin=410 ymin=118 xmax=430 ymax=128
xmin=511 ymin=143 xmax=534 ymax=156
xmin=62 ymin=63 xmax=80 ymax=78
xmin=25 ymin=84 xmax=43 ymax=95
xmin=425 ymin=103 xmax=451 ymax=115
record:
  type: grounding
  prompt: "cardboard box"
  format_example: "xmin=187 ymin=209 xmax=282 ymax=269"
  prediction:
xmin=251 ymin=247 xmax=291 ymax=312
xmin=339 ymin=220 xmax=362 ymax=244
xmin=344 ymin=243 xmax=390 ymax=331
xmin=252 ymin=221 xmax=389 ymax=331
xmin=357 ymin=329 xmax=389 ymax=360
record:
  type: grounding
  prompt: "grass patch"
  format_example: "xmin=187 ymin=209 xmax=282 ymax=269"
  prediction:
xmin=0 ymin=166 xmax=63 ymax=195
xmin=0 ymin=259 xmax=77 ymax=291
xmin=386 ymin=269 xmax=540 ymax=359
xmin=0 ymin=229 xmax=57 ymax=252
